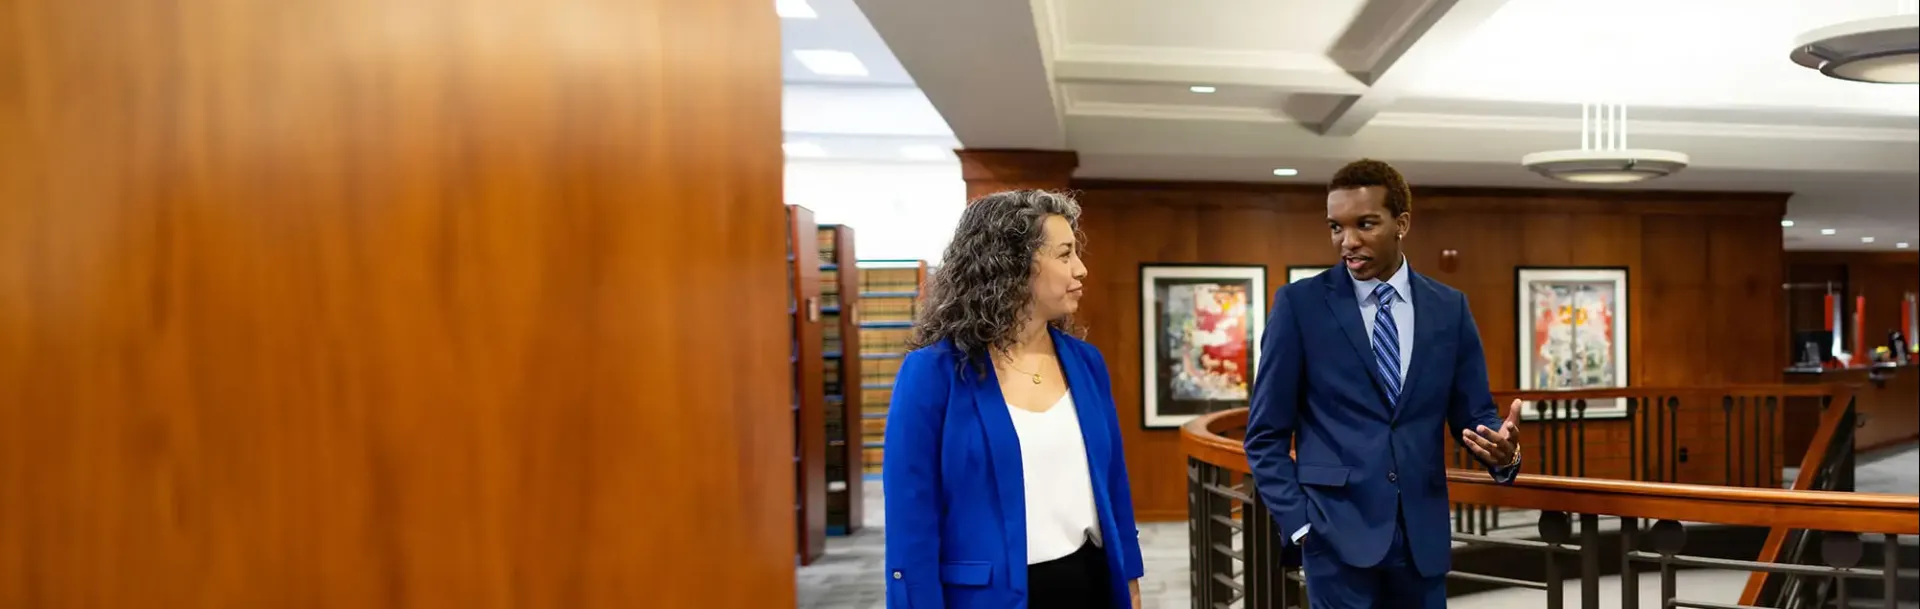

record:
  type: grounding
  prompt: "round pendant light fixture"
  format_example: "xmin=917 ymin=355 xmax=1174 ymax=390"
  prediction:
xmin=1789 ymin=12 xmax=1920 ymax=84
xmin=1521 ymin=103 xmax=1689 ymax=184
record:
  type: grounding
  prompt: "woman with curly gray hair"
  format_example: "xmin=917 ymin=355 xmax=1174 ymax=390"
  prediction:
xmin=883 ymin=190 xmax=1145 ymax=609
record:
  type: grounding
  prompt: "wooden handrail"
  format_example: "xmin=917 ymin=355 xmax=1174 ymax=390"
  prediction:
xmin=1181 ymin=395 xmax=1919 ymax=537
xmin=1489 ymin=384 xmax=1842 ymax=401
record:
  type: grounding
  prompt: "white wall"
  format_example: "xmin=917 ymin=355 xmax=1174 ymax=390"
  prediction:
xmin=784 ymin=160 xmax=966 ymax=264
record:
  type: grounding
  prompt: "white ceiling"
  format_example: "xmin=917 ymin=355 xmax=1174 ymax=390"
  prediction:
xmin=780 ymin=0 xmax=960 ymax=165
xmin=850 ymin=0 xmax=1920 ymax=251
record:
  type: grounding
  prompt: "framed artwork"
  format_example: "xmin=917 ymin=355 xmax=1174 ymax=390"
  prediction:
xmin=1515 ymin=267 xmax=1631 ymax=419
xmin=1139 ymin=264 xmax=1267 ymax=429
xmin=1286 ymin=266 xmax=1331 ymax=284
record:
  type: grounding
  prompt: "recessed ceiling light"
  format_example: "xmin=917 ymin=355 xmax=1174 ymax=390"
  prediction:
xmin=1821 ymin=228 xmax=1838 ymax=235
xmin=776 ymin=0 xmax=817 ymax=19
xmin=1862 ymin=236 xmax=1876 ymax=243
xmin=793 ymin=50 xmax=868 ymax=76
xmin=1272 ymin=168 xmax=1299 ymax=177
xmin=900 ymin=145 xmax=949 ymax=161
xmin=1899 ymin=242 xmax=1911 ymax=249
xmin=783 ymin=142 xmax=826 ymax=157
xmin=1781 ymin=220 xmax=1796 ymax=227
xmin=1189 ymin=85 xmax=1217 ymax=94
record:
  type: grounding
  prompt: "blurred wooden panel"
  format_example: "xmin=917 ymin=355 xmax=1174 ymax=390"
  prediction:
xmin=0 ymin=0 xmax=789 ymax=607
xmin=1069 ymin=180 xmax=1787 ymax=519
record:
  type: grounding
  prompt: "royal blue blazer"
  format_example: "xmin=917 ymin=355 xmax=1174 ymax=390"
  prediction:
xmin=882 ymin=327 xmax=1146 ymax=609
xmin=1243 ymin=268 xmax=1518 ymax=578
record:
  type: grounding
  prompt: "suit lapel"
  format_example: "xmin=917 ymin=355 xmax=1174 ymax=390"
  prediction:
xmin=1323 ymin=272 xmax=1393 ymax=410
xmin=1398 ymin=274 xmax=1447 ymax=421
xmin=967 ymin=359 xmax=1029 ymax=592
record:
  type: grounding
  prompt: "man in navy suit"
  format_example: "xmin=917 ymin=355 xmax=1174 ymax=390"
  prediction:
xmin=1244 ymin=158 xmax=1523 ymax=608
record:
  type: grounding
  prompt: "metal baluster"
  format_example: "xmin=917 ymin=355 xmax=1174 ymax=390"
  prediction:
xmin=1540 ymin=511 xmax=1570 ymax=609
xmin=1209 ymin=471 xmax=1237 ymax=605
xmin=1884 ymin=533 xmax=1899 ymax=609
xmin=1574 ymin=399 xmax=1587 ymax=477
xmin=1546 ymin=399 xmax=1560 ymax=476
xmin=1580 ymin=513 xmax=1600 ymax=609
xmin=1628 ymin=396 xmax=1640 ymax=481
xmin=1652 ymin=520 xmax=1685 ymax=607
xmin=1242 ymin=479 xmax=1274 ymax=609
xmin=1825 ymin=533 xmax=1862 ymax=608
xmin=1654 ymin=395 xmax=1667 ymax=482
xmin=1619 ymin=517 xmax=1639 ymax=609
xmin=1477 ymin=499 xmax=1489 ymax=537
xmin=1738 ymin=395 xmax=1749 ymax=487
xmin=1666 ymin=396 xmax=1680 ymax=482
xmin=1765 ymin=397 xmax=1778 ymax=488
xmin=1187 ymin=460 xmax=1207 ymax=609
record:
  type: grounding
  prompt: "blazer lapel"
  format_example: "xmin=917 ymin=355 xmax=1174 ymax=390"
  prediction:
xmin=1053 ymin=329 xmax=1112 ymax=471
xmin=967 ymin=360 xmax=1030 ymax=592
xmin=1323 ymin=272 xmax=1393 ymax=409
xmin=1398 ymin=274 xmax=1446 ymax=422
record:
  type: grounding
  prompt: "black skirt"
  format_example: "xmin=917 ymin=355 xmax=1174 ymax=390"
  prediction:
xmin=1027 ymin=538 xmax=1113 ymax=608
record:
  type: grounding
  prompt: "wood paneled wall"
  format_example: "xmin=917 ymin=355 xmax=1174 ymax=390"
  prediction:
xmin=0 ymin=1 xmax=790 ymax=607
xmin=1070 ymin=180 xmax=1789 ymax=520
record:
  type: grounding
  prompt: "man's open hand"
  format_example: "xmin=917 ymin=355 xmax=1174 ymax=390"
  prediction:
xmin=1463 ymin=398 xmax=1522 ymax=467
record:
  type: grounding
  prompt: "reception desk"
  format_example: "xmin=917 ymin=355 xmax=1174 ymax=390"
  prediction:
xmin=1783 ymin=363 xmax=1919 ymax=463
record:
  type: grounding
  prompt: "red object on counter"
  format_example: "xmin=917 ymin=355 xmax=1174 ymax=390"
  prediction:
xmin=1825 ymin=293 xmax=1836 ymax=331
xmin=1852 ymin=295 xmax=1867 ymax=366
xmin=1904 ymin=299 xmax=1913 ymax=347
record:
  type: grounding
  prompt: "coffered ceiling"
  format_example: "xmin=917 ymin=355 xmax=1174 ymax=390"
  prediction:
xmin=850 ymin=0 xmax=1920 ymax=251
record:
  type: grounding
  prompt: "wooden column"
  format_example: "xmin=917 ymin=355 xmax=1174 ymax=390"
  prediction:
xmin=0 ymin=1 xmax=792 ymax=608
xmin=957 ymin=149 xmax=1080 ymax=201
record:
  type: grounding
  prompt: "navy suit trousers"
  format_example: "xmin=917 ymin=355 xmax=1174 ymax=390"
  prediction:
xmin=1301 ymin=504 xmax=1446 ymax=609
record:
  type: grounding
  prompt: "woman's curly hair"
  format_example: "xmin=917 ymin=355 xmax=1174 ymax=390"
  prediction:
xmin=909 ymin=189 xmax=1084 ymax=378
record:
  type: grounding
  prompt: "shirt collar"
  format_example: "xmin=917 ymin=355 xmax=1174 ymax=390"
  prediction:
xmin=1350 ymin=257 xmax=1413 ymax=305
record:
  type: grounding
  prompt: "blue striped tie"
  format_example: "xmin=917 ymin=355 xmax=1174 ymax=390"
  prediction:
xmin=1372 ymin=283 xmax=1402 ymax=406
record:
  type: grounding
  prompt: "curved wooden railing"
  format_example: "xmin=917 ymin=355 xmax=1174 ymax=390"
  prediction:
xmin=1181 ymin=384 xmax=1919 ymax=609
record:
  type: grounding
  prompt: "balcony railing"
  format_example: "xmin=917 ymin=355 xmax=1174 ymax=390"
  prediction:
xmin=1183 ymin=385 xmax=1919 ymax=608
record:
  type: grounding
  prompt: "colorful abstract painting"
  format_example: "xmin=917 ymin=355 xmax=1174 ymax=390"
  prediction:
xmin=1515 ymin=267 xmax=1630 ymax=419
xmin=1140 ymin=265 xmax=1266 ymax=429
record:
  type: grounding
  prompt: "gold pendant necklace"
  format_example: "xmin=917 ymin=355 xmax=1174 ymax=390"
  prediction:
xmin=998 ymin=350 xmax=1044 ymax=384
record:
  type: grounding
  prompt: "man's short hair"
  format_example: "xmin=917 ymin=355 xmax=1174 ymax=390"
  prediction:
xmin=1328 ymin=158 xmax=1412 ymax=217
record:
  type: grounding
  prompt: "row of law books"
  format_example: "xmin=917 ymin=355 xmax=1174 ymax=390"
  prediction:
xmin=855 ymin=261 xmax=929 ymax=476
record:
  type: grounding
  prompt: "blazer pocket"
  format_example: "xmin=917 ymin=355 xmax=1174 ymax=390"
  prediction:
xmin=1297 ymin=464 xmax=1351 ymax=487
xmin=939 ymin=561 xmax=993 ymax=587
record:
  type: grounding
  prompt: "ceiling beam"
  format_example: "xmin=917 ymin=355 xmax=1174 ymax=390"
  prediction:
xmin=852 ymin=0 xmax=1065 ymax=149
xmin=1050 ymin=48 xmax=1366 ymax=96
xmin=1316 ymin=0 xmax=1512 ymax=137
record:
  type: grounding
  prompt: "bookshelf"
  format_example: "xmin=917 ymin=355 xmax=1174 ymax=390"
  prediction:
xmin=855 ymin=260 xmax=930 ymax=479
xmin=816 ymin=224 xmax=864 ymax=536
xmin=786 ymin=206 xmax=828 ymax=565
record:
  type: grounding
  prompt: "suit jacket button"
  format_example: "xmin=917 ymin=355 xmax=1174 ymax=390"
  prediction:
xmin=1388 ymin=472 xmax=1398 ymax=483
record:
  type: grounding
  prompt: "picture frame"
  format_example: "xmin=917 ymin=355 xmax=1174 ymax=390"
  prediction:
xmin=1286 ymin=265 xmax=1331 ymax=284
xmin=1514 ymin=267 xmax=1631 ymax=420
xmin=1139 ymin=264 xmax=1268 ymax=429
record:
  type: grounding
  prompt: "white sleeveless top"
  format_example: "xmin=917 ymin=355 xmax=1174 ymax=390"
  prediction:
xmin=1007 ymin=392 xmax=1103 ymax=565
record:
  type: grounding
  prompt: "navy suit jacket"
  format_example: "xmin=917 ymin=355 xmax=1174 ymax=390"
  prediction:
xmin=882 ymin=327 xmax=1145 ymax=609
xmin=1243 ymin=267 xmax=1517 ymax=577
